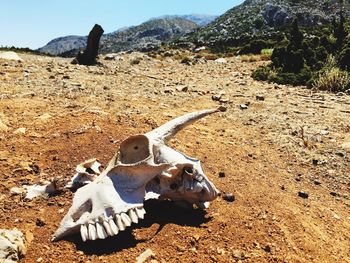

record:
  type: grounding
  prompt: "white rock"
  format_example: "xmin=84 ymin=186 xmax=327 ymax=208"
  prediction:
xmin=13 ymin=128 xmax=26 ymax=135
xmin=0 ymin=228 xmax=26 ymax=263
xmin=215 ymin=58 xmax=227 ymax=63
xmin=0 ymin=51 xmax=23 ymax=61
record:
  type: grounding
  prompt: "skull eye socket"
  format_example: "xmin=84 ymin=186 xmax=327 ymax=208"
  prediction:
xmin=119 ymin=135 xmax=150 ymax=164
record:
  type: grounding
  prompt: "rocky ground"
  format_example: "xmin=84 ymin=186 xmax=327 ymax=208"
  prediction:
xmin=0 ymin=52 xmax=349 ymax=262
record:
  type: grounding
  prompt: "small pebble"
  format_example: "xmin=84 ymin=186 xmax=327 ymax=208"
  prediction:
xmin=218 ymin=171 xmax=225 ymax=178
xmin=240 ymin=104 xmax=248 ymax=110
xmin=223 ymin=193 xmax=235 ymax=202
xmin=298 ymin=191 xmax=309 ymax=199
xmin=256 ymin=95 xmax=265 ymax=101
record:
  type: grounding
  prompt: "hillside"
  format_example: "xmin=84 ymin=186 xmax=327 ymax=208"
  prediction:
xmin=38 ymin=17 xmax=201 ymax=56
xmin=99 ymin=17 xmax=198 ymax=53
xmin=0 ymin=51 xmax=349 ymax=262
xmin=38 ymin=35 xmax=87 ymax=56
xmin=189 ymin=0 xmax=350 ymax=46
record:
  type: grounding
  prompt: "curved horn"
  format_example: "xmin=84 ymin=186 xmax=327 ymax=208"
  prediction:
xmin=146 ymin=107 xmax=226 ymax=143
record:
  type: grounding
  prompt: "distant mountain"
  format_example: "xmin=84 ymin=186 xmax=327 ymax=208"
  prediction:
xmin=100 ymin=17 xmax=198 ymax=53
xmin=38 ymin=35 xmax=87 ymax=56
xmin=189 ymin=0 xmax=350 ymax=46
xmin=151 ymin=14 xmax=217 ymax=26
xmin=38 ymin=17 xmax=200 ymax=56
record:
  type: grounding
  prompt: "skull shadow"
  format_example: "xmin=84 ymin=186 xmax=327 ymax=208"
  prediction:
xmin=72 ymin=199 xmax=212 ymax=255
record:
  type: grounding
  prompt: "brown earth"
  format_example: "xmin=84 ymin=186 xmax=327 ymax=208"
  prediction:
xmin=0 ymin=52 xmax=349 ymax=263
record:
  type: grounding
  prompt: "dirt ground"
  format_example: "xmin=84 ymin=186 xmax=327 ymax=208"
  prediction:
xmin=0 ymin=52 xmax=349 ymax=263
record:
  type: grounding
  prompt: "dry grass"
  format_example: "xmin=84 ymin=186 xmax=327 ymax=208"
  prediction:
xmin=313 ymin=67 xmax=350 ymax=92
xmin=240 ymin=54 xmax=270 ymax=62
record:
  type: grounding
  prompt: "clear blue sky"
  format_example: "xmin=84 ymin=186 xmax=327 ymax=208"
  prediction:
xmin=0 ymin=0 xmax=244 ymax=49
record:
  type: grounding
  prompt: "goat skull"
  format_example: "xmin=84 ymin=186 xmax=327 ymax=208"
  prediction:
xmin=52 ymin=108 xmax=223 ymax=242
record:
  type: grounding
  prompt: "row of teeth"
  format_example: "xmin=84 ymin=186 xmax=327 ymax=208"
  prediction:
xmin=80 ymin=207 xmax=146 ymax=242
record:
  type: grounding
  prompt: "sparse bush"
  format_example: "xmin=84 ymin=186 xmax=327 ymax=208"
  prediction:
xmin=313 ymin=66 xmax=350 ymax=92
xmin=252 ymin=66 xmax=273 ymax=81
xmin=240 ymin=39 xmax=269 ymax=55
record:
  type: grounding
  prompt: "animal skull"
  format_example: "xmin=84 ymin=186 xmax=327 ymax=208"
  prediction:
xmin=52 ymin=108 xmax=223 ymax=242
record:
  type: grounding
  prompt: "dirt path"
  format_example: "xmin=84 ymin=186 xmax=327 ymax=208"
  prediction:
xmin=0 ymin=53 xmax=349 ymax=262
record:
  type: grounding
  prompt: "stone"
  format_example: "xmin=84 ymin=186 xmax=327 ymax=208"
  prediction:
xmin=0 ymin=51 xmax=23 ymax=61
xmin=298 ymin=191 xmax=309 ymax=199
xmin=194 ymin=46 xmax=206 ymax=53
xmin=0 ymin=228 xmax=26 ymax=263
xmin=215 ymin=58 xmax=227 ymax=63
xmin=176 ymin=86 xmax=188 ymax=92
xmin=240 ymin=104 xmax=248 ymax=110
xmin=104 ymin=54 xmax=116 ymax=60
xmin=341 ymin=142 xmax=350 ymax=150
xmin=223 ymin=193 xmax=235 ymax=202
xmin=212 ymin=94 xmax=221 ymax=101
xmin=256 ymin=95 xmax=265 ymax=101
xmin=13 ymin=128 xmax=26 ymax=135
xmin=136 ymin=249 xmax=154 ymax=263
xmin=0 ymin=120 xmax=9 ymax=132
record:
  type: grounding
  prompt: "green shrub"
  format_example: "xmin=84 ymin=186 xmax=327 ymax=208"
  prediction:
xmin=338 ymin=48 xmax=350 ymax=70
xmin=252 ymin=66 xmax=273 ymax=81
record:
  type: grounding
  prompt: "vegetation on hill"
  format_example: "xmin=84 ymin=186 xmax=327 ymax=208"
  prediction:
xmin=252 ymin=12 xmax=350 ymax=92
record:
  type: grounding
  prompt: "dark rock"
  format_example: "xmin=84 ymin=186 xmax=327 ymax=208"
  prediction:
xmin=313 ymin=180 xmax=321 ymax=185
xmin=256 ymin=95 xmax=265 ymax=101
xmin=72 ymin=24 xmax=104 ymax=65
xmin=36 ymin=218 xmax=46 ymax=227
xmin=298 ymin=191 xmax=309 ymax=199
xmin=218 ymin=171 xmax=225 ymax=178
xmin=223 ymin=193 xmax=235 ymax=202
xmin=330 ymin=192 xmax=338 ymax=197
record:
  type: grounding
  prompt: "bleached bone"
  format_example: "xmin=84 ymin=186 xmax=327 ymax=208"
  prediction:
xmin=65 ymin=159 xmax=101 ymax=189
xmin=53 ymin=108 xmax=224 ymax=242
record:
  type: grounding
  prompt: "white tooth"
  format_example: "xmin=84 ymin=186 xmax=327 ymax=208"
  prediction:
xmin=120 ymin=212 xmax=132 ymax=227
xmin=135 ymin=207 xmax=145 ymax=219
xmin=96 ymin=222 xmax=108 ymax=239
xmin=108 ymin=219 xmax=119 ymax=235
xmin=115 ymin=214 xmax=125 ymax=231
xmin=128 ymin=209 xmax=138 ymax=224
xmin=103 ymin=220 xmax=113 ymax=237
xmin=80 ymin=225 xmax=88 ymax=242
xmin=88 ymin=223 xmax=97 ymax=241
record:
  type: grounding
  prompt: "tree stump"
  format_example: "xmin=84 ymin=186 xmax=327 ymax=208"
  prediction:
xmin=72 ymin=24 xmax=104 ymax=65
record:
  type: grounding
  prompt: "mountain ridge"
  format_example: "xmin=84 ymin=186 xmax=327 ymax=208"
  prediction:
xmin=188 ymin=0 xmax=350 ymax=46
xmin=38 ymin=14 xmax=215 ymax=56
